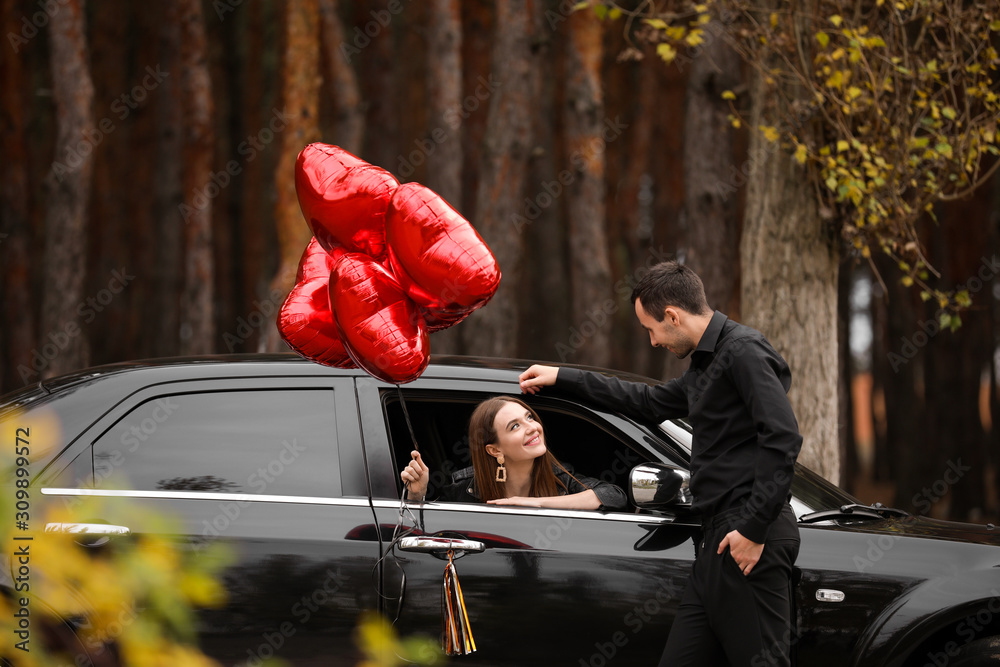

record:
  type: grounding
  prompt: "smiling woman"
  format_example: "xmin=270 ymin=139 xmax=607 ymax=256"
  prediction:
xmin=400 ymin=396 xmax=627 ymax=510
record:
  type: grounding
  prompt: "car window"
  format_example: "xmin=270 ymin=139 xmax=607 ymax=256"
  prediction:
xmin=382 ymin=392 xmax=644 ymax=511
xmin=91 ymin=390 xmax=341 ymax=497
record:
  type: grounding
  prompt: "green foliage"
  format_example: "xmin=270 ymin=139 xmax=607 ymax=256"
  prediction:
xmin=587 ymin=0 xmax=1000 ymax=319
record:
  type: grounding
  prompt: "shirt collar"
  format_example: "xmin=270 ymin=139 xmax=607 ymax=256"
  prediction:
xmin=693 ymin=310 xmax=729 ymax=355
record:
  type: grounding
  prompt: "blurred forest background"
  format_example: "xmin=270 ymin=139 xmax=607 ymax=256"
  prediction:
xmin=0 ymin=0 xmax=998 ymax=523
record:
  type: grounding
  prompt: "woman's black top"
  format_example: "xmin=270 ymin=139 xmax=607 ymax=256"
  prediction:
xmin=436 ymin=463 xmax=628 ymax=510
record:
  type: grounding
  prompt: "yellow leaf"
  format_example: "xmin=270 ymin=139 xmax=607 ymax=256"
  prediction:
xmin=666 ymin=25 xmax=687 ymax=41
xmin=685 ymin=29 xmax=705 ymax=46
xmin=770 ymin=12 xmax=778 ymax=28
xmin=721 ymin=90 xmax=736 ymax=100
xmin=759 ymin=125 xmax=780 ymax=142
xmin=794 ymin=144 xmax=808 ymax=164
xmin=847 ymin=86 xmax=862 ymax=100
xmin=901 ymin=276 xmax=914 ymax=287
xmin=694 ymin=3 xmax=708 ymax=11
xmin=657 ymin=43 xmax=677 ymax=63
xmin=836 ymin=140 xmax=850 ymax=152
xmin=644 ymin=18 xmax=668 ymax=30
xmin=829 ymin=14 xmax=843 ymax=27
xmin=815 ymin=31 xmax=829 ymax=48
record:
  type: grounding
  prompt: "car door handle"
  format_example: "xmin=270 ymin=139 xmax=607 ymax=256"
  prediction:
xmin=45 ymin=523 xmax=131 ymax=535
xmin=397 ymin=536 xmax=485 ymax=554
xmin=44 ymin=523 xmax=131 ymax=546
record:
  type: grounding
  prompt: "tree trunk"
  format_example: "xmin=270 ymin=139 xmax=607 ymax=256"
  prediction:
xmin=460 ymin=0 xmax=540 ymax=357
xmin=458 ymin=0 xmax=493 ymax=219
xmin=263 ymin=0 xmax=322 ymax=353
xmin=520 ymin=6 xmax=566 ymax=362
xmin=319 ymin=0 xmax=364 ymax=154
xmin=605 ymin=54 xmax=656 ymax=373
xmin=174 ymin=0 xmax=216 ymax=356
xmin=0 ymin=0 xmax=35 ymax=391
xmin=681 ymin=24 xmax=740 ymax=318
xmin=152 ymin=1 xmax=184 ymax=358
xmin=89 ymin=0 xmax=131 ymax=366
xmin=358 ymin=0 xmax=397 ymax=168
xmin=562 ymin=7 xmax=612 ymax=367
xmin=40 ymin=0 xmax=94 ymax=379
xmin=422 ymin=0 xmax=464 ymax=355
xmin=742 ymin=62 xmax=840 ymax=482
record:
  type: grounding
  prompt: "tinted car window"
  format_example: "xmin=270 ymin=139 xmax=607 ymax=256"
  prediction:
xmin=92 ymin=390 xmax=341 ymax=497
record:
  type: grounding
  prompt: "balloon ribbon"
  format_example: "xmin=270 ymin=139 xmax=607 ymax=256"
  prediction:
xmin=441 ymin=549 xmax=476 ymax=655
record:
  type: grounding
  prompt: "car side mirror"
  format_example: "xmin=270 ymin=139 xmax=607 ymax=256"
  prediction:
xmin=629 ymin=463 xmax=693 ymax=509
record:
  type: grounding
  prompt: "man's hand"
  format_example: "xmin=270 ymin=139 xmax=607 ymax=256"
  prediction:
xmin=718 ymin=530 xmax=764 ymax=576
xmin=519 ymin=364 xmax=559 ymax=394
xmin=400 ymin=450 xmax=429 ymax=500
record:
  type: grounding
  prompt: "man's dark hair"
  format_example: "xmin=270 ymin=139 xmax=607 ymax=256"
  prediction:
xmin=630 ymin=261 xmax=711 ymax=321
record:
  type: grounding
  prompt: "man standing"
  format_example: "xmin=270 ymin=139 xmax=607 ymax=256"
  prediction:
xmin=519 ymin=261 xmax=802 ymax=667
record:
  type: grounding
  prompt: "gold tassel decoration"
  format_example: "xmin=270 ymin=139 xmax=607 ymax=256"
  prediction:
xmin=441 ymin=550 xmax=476 ymax=655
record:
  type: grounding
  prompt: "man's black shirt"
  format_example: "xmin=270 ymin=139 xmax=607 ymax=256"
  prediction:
xmin=555 ymin=310 xmax=802 ymax=543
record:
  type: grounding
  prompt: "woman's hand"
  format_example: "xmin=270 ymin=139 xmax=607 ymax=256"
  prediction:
xmin=400 ymin=450 xmax=429 ymax=500
xmin=487 ymin=496 xmax=543 ymax=507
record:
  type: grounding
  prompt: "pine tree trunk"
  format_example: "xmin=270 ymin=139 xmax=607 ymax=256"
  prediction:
xmin=263 ymin=0 xmax=321 ymax=353
xmin=682 ymin=26 xmax=740 ymax=318
xmin=174 ymin=0 xmax=216 ymax=356
xmin=152 ymin=1 xmax=183 ymax=358
xmin=319 ymin=0 xmax=364 ymax=154
xmin=460 ymin=0 xmax=540 ymax=357
xmin=742 ymin=68 xmax=840 ymax=482
xmin=40 ymin=0 xmax=94 ymax=379
xmin=563 ymin=8 xmax=612 ymax=367
xmin=358 ymin=0 xmax=397 ymax=168
xmin=0 ymin=0 xmax=35 ymax=390
xmin=422 ymin=0 xmax=464 ymax=355
xmin=520 ymin=9 xmax=566 ymax=362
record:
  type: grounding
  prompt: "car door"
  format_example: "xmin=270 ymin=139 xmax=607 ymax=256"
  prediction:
xmin=37 ymin=376 xmax=380 ymax=667
xmin=358 ymin=376 xmax=700 ymax=666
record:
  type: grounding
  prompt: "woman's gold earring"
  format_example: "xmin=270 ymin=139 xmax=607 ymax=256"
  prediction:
xmin=495 ymin=454 xmax=507 ymax=483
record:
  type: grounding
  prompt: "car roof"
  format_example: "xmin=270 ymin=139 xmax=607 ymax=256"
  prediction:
xmin=25 ymin=353 xmax=665 ymax=395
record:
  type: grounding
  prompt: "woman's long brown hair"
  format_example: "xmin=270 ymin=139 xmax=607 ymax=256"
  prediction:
xmin=468 ymin=396 xmax=583 ymax=502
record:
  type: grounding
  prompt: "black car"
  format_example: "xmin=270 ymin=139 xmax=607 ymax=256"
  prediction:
xmin=3 ymin=355 xmax=1000 ymax=666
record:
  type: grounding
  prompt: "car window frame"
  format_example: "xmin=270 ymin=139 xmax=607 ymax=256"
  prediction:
xmin=38 ymin=376 xmax=363 ymax=500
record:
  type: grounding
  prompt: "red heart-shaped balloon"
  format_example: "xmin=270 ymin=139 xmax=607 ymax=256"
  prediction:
xmin=295 ymin=143 xmax=399 ymax=260
xmin=295 ymin=236 xmax=346 ymax=283
xmin=329 ymin=253 xmax=429 ymax=384
xmin=385 ymin=183 xmax=501 ymax=324
xmin=278 ymin=282 xmax=355 ymax=370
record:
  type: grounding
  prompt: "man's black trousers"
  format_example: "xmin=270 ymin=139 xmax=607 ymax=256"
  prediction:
xmin=658 ymin=504 xmax=800 ymax=667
